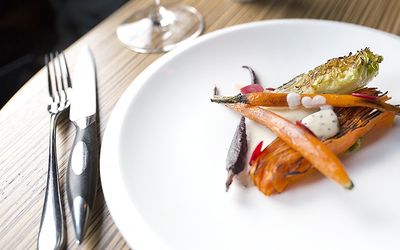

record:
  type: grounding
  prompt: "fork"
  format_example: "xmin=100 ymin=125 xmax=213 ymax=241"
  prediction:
xmin=37 ymin=52 xmax=71 ymax=250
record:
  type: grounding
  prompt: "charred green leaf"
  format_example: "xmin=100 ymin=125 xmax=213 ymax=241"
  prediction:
xmin=276 ymin=48 xmax=383 ymax=94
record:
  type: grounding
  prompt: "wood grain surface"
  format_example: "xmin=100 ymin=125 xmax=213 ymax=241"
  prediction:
xmin=1 ymin=0 xmax=400 ymax=249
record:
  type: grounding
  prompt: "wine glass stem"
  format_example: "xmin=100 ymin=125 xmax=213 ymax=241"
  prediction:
xmin=150 ymin=2 xmax=162 ymax=26
xmin=150 ymin=0 xmax=170 ymax=28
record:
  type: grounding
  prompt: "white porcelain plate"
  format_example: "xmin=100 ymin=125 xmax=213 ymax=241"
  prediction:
xmin=100 ymin=20 xmax=400 ymax=250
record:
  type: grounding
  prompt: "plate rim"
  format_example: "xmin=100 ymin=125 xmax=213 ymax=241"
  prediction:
xmin=100 ymin=18 xmax=400 ymax=249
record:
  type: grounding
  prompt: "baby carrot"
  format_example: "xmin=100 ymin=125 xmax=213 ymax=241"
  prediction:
xmin=211 ymin=91 xmax=400 ymax=114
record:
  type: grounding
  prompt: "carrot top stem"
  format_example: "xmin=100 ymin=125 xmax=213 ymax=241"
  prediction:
xmin=211 ymin=94 xmax=247 ymax=104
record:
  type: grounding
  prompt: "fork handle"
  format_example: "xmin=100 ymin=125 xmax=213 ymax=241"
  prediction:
xmin=38 ymin=114 xmax=66 ymax=250
xmin=66 ymin=115 xmax=99 ymax=244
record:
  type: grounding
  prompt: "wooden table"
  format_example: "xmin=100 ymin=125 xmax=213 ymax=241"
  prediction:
xmin=1 ymin=0 xmax=400 ymax=249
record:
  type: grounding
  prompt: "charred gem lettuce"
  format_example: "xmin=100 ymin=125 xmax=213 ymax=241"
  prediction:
xmin=276 ymin=48 xmax=383 ymax=94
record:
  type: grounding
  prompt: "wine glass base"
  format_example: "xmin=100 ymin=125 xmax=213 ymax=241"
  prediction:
xmin=116 ymin=5 xmax=204 ymax=53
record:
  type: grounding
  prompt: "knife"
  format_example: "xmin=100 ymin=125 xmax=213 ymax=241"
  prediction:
xmin=67 ymin=45 xmax=99 ymax=244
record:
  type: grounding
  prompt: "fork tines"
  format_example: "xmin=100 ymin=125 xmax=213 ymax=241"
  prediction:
xmin=46 ymin=52 xmax=72 ymax=109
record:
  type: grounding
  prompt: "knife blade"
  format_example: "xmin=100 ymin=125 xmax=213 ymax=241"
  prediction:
xmin=67 ymin=45 xmax=99 ymax=245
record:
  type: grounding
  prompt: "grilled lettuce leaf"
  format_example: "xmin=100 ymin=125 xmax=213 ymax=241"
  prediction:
xmin=276 ymin=48 xmax=383 ymax=94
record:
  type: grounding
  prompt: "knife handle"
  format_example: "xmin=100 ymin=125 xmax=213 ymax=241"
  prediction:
xmin=66 ymin=115 xmax=99 ymax=244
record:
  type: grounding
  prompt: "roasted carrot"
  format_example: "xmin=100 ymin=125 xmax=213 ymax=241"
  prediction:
xmin=326 ymin=110 xmax=394 ymax=154
xmin=249 ymin=107 xmax=395 ymax=196
xmin=211 ymin=89 xmax=400 ymax=114
xmin=227 ymin=103 xmax=354 ymax=190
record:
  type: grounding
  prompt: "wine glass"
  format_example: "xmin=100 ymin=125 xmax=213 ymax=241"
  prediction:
xmin=116 ymin=0 xmax=204 ymax=53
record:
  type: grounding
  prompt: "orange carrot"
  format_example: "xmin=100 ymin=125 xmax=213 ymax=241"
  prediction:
xmin=211 ymin=90 xmax=400 ymax=114
xmin=228 ymin=104 xmax=354 ymax=190
xmin=249 ymin=108 xmax=395 ymax=196
xmin=326 ymin=111 xmax=395 ymax=154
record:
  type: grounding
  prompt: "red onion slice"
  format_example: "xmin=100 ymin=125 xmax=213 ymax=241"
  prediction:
xmin=240 ymin=84 xmax=264 ymax=94
xmin=351 ymin=92 xmax=378 ymax=100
